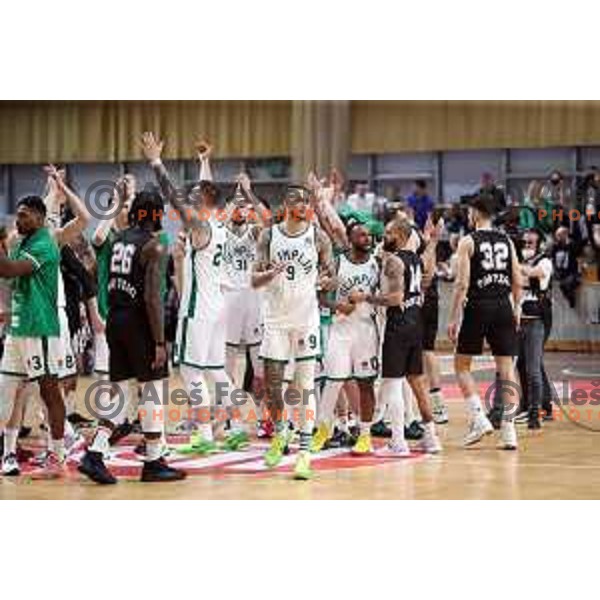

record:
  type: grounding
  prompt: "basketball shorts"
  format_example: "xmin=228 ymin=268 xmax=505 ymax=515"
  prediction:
xmin=224 ymin=288 xmax=262 ymax=347
xmin=107 ymin=309 xmax=168 ymax=383
xmin=58 ymin=306 xmax=77 ymax=379
xmin=324 ymin=318 xmax=379 ymax=381
xmin=421 ymin=296 xmax=439 ymax=352
xmin=260 ymin=323 xmax=321 ymax=365
xmin=457 ymin=299 xmax=518 ymax=357
xmin=381 ymin=321 xmax=423 ymax=378
xmin=174 ymin=315 xmax=226 ymax=371
xmin=0 ymin=334 xmax=64 ymax=380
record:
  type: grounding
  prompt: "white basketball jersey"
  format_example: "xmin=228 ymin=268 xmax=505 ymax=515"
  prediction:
xmin=334 ymin=253 xmax=379 ymax=324
xmin=179 ymin=219 xmax=227 ymax=320
xmin=224 ymin=226 xmax=257 ymax=291
xmin=263 ymin=223 xmax=319 ymax=329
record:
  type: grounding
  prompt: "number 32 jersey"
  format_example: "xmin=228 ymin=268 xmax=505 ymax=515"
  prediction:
xmin=263 ymin=223 xmax=319 ymax=330
xmin=467 ymin=228 xmax=513 ymax=303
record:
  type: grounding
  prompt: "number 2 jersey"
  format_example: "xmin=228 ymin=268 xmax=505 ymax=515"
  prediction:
xmin=467 ymin=228 xmax=514 ymax=304
xmin=178 ymin=219 xmax=227 ymax=322
xmin=263 ymin=222 xmax=319 ymax=330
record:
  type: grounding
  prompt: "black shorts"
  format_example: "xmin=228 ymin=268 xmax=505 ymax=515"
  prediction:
xmin=421 ymin=297 xmax=439 ymax=352
xmin=381 ymin=322 xmax=423 ymax=378
xmin=107 ymin=309 xmax=168 ymax=383
xmin=457 ymin=299 xmax=517 ymax=357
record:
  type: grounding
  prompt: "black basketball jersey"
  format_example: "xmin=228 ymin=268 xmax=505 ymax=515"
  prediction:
xmin=108 ymin=227 xmax=153 ymax=313
xmin=387 ymin=249 xmax=423 ymax=327
xmin=522 ymin=253 xmax=551 ymax=318
xmin=467 ymin=229 xmax=513 ymax=302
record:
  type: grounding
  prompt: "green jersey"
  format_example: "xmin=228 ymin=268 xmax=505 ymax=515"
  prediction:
xmin=94 ymin=230 xmax=115 ymax=321
xmin=9 ymin=227 xmax=60 ymax=338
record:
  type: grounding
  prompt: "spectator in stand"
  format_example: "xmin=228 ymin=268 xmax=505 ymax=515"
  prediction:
xmin=444 ymin=203 xmax=468 ymax=236
xmin=479 ymin=172 xmax=506 ymax=212
xmin=581 ymin=167 xmax=600 ymax=279
xmin=551 ymin=226 xmax=582 ymax=308
xmin=407 ymin=179 xmax=435 ymax=230
xmin=520 ymin=180 xmax=552 ymax=231
xmin=344 ymin=182 xmax=387 ymax=220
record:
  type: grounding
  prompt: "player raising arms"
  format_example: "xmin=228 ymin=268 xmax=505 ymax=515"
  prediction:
xmin=79 ymin=190 xmax=186 ymax=484
xmin=222 ymin=173 xmax=269 ymax=413
xmin=252 ymin=184 xmax=334 ymax=480
xmin=447 ymin=194 xmax=521 ymax=450
xmin=141 ymin=133 xmax=249 ymax=454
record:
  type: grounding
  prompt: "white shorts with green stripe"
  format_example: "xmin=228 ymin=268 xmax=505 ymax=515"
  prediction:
xmin=0 ymin=335 xmax=64 ymax=380
xmin=173 ymin=316 xmax=226 ymax=370
xmin=324 ymin=318 xmax=379 ymax=381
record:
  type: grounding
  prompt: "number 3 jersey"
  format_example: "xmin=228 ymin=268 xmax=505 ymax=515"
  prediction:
xmin=467 ymin=228 xmax=514 ymax=303
xmin=263 ymin=223 xmax=319 ymax=330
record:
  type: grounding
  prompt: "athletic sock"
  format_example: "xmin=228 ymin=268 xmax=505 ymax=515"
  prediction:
xmin=3 ymin=428 xmax=18 ymax=458
xmin=360 ymin=422 xmax=372 ymax=436
xmin=430 ymin=387 xmax=444 ymax=409
xmin=197 ymin=423 xmax=214 ymax=442
xmin=404 ymin=382 xmax=418 ymax=424
xmin=382 ymin=379 xmax=405 ymax=445
xmin=145 ymin=440 xmax=161 ymax=462
xmin=49 ymin=438 xmax=66 ymax=462
xmin=89 ymin=426 xmax=112 ymax=456
xmin=466 ymin=394 xmax=483 ymax=417
xmin=299 ymin=431 xmax=311 ymax=452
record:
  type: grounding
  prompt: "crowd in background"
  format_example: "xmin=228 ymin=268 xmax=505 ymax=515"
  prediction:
xmin=2 ymin=164 xmax=600 ymax=385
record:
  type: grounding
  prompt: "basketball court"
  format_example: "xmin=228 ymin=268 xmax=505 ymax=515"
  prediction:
xmin=2 ymin=352 xmax=598 ymax=500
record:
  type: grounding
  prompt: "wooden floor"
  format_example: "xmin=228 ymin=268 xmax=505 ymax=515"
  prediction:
xmin=2 ymin=352 xmax=600 ymax=500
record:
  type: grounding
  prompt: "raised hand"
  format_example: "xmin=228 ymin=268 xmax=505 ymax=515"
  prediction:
xmin=237 ymin=171 xmax=252 ymax=194
xmin=195 ymin=139 xmax=212 ymax=161
xmin=141 ymin=132 xmax=164 ymax=162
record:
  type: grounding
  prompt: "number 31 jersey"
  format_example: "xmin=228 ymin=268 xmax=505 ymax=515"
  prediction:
xmin=263 ymin=223 xmax=319 ymax=330
xmin=467 ymin=228 xmax=513 ymax=303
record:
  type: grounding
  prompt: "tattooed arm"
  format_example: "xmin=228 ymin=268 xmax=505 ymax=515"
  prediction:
xmin=141 ymin=132 xmax=212 ymax=249
xmin=350 ymin=253 xmax=404 ymax=308
xmin=141 ymin=236 xmax=166 ymax=369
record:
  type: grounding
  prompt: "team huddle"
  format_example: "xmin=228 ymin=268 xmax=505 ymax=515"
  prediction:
xmin=0 ymin=132 xmax=550 ymax=483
